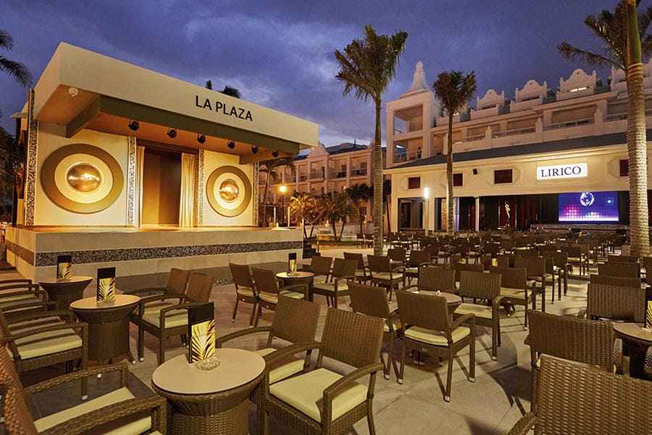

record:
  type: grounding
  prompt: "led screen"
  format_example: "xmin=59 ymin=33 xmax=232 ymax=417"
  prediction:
xmin=558 ymin=191 xmax=619 ymax=222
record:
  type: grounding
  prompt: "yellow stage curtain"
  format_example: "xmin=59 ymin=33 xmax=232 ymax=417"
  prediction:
xmin=135 ymin=146 xmax=145 ymax=227
xmin=179 ymin=153 xmax=197 ymax=227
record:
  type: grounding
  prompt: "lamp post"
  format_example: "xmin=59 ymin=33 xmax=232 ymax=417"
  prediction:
xmin=279 ymin=185 xmax=288 ymax=227
xmin=423 ymin=187 xmax=430 ymax=236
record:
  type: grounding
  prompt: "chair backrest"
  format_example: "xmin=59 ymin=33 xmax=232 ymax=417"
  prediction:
xmin=566 ymin=245 xmax=582 ymax=258
xmin=587 ymin=283 xmax=647 ymax=322
xmin=367 ymin=255 xmax=391 ymax=273
xmin=408 ymin=250 xmax=431 ymax=267
xmin=515 ymin=256 xmax=545 ymax=276
xmin=252 ymin=268 xmax=280 ymax=295
xmin=348 ymin=281 xmax=391 ymax=319
xmin=229 ymin=263 xmax=253 ymax=289
xmin=331 ymin=258 xmax=357 ymax=279
xmin=496 ymin=254 xmax=515 ymax=268
xmin=0 ymin=343 xmax=37 ymax=435
xmin=451 ymin=263 xmax=483 ymax=283
xmin=396 ymin=290 xmax=450 ymax=333
xmin=528 ymin=311 xmax=614 ymax=371
xmin=643 ymin=257 xmax=652 ymax=284
xmin=490 ymin=266 xmax=527 ymax=289
xmin=534 ymin=355 xmax=652 ymax=435
xmin=311 ymin=256 xmax=333 ymax=277
xmin=590 ymin=274 xmax=641 ymax=289
xmin=272 ymin=296 xmax=321 ymax=344
xmin=185 ymin=273 xmax=214 ymax=302
xmin=418 ymin=267 xmax=456 ymax=293
xmin=319 ymin=308 xmax=384 ymax=369
xmin=387 ymin=248 xmax=406 ymax=262
xmin=608 ymin=254 xmax=638 ymax=264
xmin=166 ymin=268 xmax=190 ymax=294
xmin=553 ymin=251 xmax=569 ymax=268
xmin=343 ymin=252 xmax=365 ymax=270
xmin=459 ymin=271 xmax=502 ymax=300
xmin=598 ymin=262 xmax=640 ymax=278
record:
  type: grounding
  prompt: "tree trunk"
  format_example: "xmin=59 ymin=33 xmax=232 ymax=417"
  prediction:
xmin=358 ymin=204 xmax=364 ymax=235
xmin=626 ymin=0 xmax=650 ymax=257
xmin=331 ymin=221 xmax=339 ymax=242
xmin=373 ymin=101 xmax=384 ymax=255
xmin=262 ymin=175 xmax=270 ymax=227
xmin=340 ymin=219 xmax=346 ymax=241
xmin=385 ymin=195 xmax=391 ymax=233
xmin=446 ymin=114 xmax=455 ymax=235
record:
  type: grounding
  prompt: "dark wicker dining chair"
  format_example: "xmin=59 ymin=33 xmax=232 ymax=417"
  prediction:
xmin=404 ymin=250 xmax=432 ymax=284
xmin=490 ymin=266 xmax=535 ymax=328
xmin=598 ymin=262 xmax=640 ymax=278
xmin=229 ymin=263 xmax=258 ymax=326
xmin=404 ymin=266 xmax=456 ymax=294
xmin=589 ymin=273 xmax=642 ymax=289
xmin=586 ymin=283 xmax=648 ymax=323
xmin=344 ymin=252 xmax=370 ymax=282
xmin=261 ymin=308 xmax=384 ymax=435
xmin=367 ymin=255 xmax=404 ymax=301
xmin=125 ymin=267 xmax=189 ymax=298
xmin=312 ymin=258 xmax=357 ymax=308
xmin=252 ymin=268 xmax=307 ymax=327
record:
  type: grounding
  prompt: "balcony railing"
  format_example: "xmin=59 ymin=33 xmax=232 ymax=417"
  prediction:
xmin=544 ymin=118 xmax=594 ymax=131
xmin=332 ymin=170 xmax=347 ymax=179
xmin=298 ymin=174 xmax=308 ymax=182
xmin=351 ymin=168 xmax=368 ymax=177
xmin=492 ymin=126 xmax=535 ymax=138
xmin=394 ymin=150 xmax=422 ymax=163
xmin=310 ymin=171 xmax=325 ymax=180
xmin=466 ymin=133 xmax=485 ymax=142
xmin=605 ymin=109 xmax=652 ymax=122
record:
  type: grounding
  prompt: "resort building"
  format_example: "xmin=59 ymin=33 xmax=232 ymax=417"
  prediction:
xmin=385 ymin=60 xmax=652 ymax=232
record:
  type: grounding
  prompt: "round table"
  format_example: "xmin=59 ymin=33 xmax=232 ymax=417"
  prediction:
xmin=39 ymin=276 xmax=92 ymax=310
xmin=70 ymin=294 xmax=140 ymax=365
xmin=276 ymin=271 xmax=315 ymax=301
xmin=412 ymin=291 xmax=462 ymax=312
xmin=613 ymin=322 xmax=652 ymax=380
xmin=152 ymin=349 xmax=266 ymax=435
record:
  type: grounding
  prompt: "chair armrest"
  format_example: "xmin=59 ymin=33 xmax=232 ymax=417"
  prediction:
xmin=506 ymin=413 xmax=536 ymax=435
xmin=263 ymin=341 xmax=321 ymax=366
xmin=0 ymin=279 xmax=32 ymax=286
xmin=216 ymin=326 xmax=272 ymax=347
xmin=3 ymin=300 xmax=59 ymax=314
xmin=7 ymin=321 xmax=88 ymax=342
xmin=323 ymin=362 xmax=383 ymax=403
xmin=335 ymin=275 xmax=357 ymax=283
xmin=26 ymin=363 xmax=129 ymax=395
xmin=123 ymin=287 xmax=168 ymax=296
xmin=0 ymin=289 xmax=47 ymax=300
xmin=491 ymin=296 xmax=505 ymax=313
xmin=450 ymin=313 xmax=475 ymax=330
xmin=138 ymin=294 xmax=185 ymax=307
xmin=159 ymin=301 xmax=201 ymax=316
xmin=7 ymin=308 xmax=71 ymax=324
xmin=42 ymin=395 xmax=167 ymax=435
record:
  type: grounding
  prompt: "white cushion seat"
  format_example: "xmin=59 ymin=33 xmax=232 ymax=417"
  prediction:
xmin=142 ymin=308 xmax=187 ymax=328
xmin=454 ymin=303 xmax=493 ymax=320
xmin=373 ymin=273 xmax=403 ymax=281
xmin=355 ymin=270 xmax=367 ymax=278
xmin=501 ymin=287 xmax=531 ymax=300
xmin=34 ymin=387 xmax=152 ymax=435
xmin=0 ymin=292 xmax=40 ymax=303
xmin=236 ymin=286 xmax=255 ymax=298
xmin=568 ymin=257 xmax=582 ymax=262
xmin=9 ymin=328 xmax=82 ymax=360
xmin=270 ymin=368 xmax=367 ymax=422
xmin=529 ymin=274 xmax=554 ymax=282
xmin=405 ymin=267 xmax=419 ymax=275
xmin=254 ymin=347 xmax=305 ymax=384
xmin=404 ymin=325 xmax=470 ymax=347
xmin=383 ymin=317 xmax=402 ymax=333
xmin=8 ymin=317 xmax=64 ymax=333
xmin=313 ymin=281 xmax=348 ymax=293
xmin=259 ymin=290 xmax=305 ymax=305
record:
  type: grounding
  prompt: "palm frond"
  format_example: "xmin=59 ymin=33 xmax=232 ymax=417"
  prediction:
xmin=557 ymin=42 xmax=620 ymax=69
xmin=0 ymin=30 xmax=13 ymax=50
xmin=0 ymin=56 xmax=32 ymax=86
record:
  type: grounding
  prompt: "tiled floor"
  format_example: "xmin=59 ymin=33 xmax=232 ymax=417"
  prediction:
xmin=14 ymin=247 xmax=594 ymax=434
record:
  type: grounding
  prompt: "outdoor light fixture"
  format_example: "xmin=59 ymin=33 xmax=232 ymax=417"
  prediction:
xmin=197 ymin=134 xmax=206 ymax=144
xmin=167 ymin=128 xmax=177 ymax=139
xmin=279 ymin=184 xmax=288 ymax=194
xmin=272 ymin=151 xmax=280 ymax=158
xmin=251 ymin=145 xmax=259 ymax=154
xmin=423 ymin=187 xmax=430 ymax=199
xmin=128 ymin=120 xmax=139 ymax=131
xmin=227 ymin=141 xmax=236 ymax=149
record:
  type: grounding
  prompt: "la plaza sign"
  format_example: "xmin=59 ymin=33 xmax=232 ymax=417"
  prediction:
xmin=537 ymin=163 xmax=588 ymax=180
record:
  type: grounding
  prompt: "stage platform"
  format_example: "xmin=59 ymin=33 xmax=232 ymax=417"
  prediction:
xmin=6 ymin=226 xmax=302 ymax=288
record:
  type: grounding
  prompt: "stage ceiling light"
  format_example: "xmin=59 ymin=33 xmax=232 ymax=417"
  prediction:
xmin=227 ymin=140 xmax=236 ymax=149
xmin=251 ymin=145 xmax=259 ymax=154
xmin=272 ymin=151 xmax=279 ymax=158
xmin=197 ymin=134 xmax=206 ymax=144
xmin=128 ymin=120 xmax=139 ymax=131
xmin=167 ymin=128 xmax=177 ymax=139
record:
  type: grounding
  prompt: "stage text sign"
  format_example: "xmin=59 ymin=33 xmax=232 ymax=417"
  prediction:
xmin=537 ymin=163 xmax=588 ymax=180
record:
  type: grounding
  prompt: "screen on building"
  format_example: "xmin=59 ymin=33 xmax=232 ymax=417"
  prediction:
xmin=558 ymin=191 xmax=619 ymax=222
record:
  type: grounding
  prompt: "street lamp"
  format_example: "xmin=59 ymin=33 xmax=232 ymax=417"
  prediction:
xmin=279 ymin=185 xmax=288 ymax=227
xmin=423 ymin=187 xmax=430 ymax=236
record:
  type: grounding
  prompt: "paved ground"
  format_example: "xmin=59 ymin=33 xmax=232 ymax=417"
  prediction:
xmin=13 ymin=247 xmax=595 ymax=434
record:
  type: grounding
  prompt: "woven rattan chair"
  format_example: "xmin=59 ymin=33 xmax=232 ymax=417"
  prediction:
xmin=0 ymin=280 xmax=50 ymax=315
xmin=590 ymin=274 xmax=642 ymax=289
xmin=565 ymin=245 xmax=586 ymax=276
xmin=454 ymin=271 xmax=503 ymax=360
xmin=527 ymin=310 xmax=615 ymax=412
xmin=643 ymin=256 xmax=652 ymax=284
xmin=261 ymin=308 xmax=384 ymax=435
xmin=125 ymin=267 xmax=189 ymax=298
xmin=496 ymin=254 xmax=516 ymax=268
xmin=396 ymin=290 xmax=475 ymax=402
xmin=312 ymin=258 xmax=357 ymax=308
xmin=344 ymin=252 xmax=369 ymax=282
xmin=451 ymin=263 xmax=483 ymax=289
xmin=404 ymin=266 xmax=456 ymax=294
xmin=136 ymin=272 xmax=215 ymax=364
xmin=0 ymin=343 xmax=167 ymax=435
xmin=229 ymin=263 xmax=258 ymax=326
xmin=404 ymin=250 xmax=431 ymax=284
xmin=368 ymin=255 xmax=404 ymax=301
xmin=387 ymin=248 xmax=407 ymax=271
xmin=598 ymin=262 xmax=640 ymax=278
xmin=507 ymin=355 xmax=652 ymax=435
xmin=253 ymin=268 xmax=307 ymax=327
xmin=515 ymin=257 xmax=552 ymax=306
xmin=586 ymin=283 xmax=648 ymax=323
xmin=308 ymin=255 xmax=334 ymax=285
xmin=490 ymin=266 xmax=535 ymax=329
xmin=553 ymin=251 xmax=569 ymax=299
xmin=349 ymin=281 xmax=402 ymax=383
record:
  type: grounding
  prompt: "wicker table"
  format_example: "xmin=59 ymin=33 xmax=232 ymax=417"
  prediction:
xmin=613 ymin=322 xmax=652 ymax=380
xmin=276 ymin=271 xmax=315 ymax=301
xmin=70 ymin=294 xmax=140 ymax=365
xmin=39 ymin=276 xmax=92 ymax=310
xmin=152 ymin=349 xmax=265 ymax=435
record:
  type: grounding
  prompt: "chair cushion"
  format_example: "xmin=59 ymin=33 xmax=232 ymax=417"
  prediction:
xmin=236 ymin=286 xmax=255 ymax=298
xmin=404 ymin=326 xmax=470 ymax=347
xmin=529 ymin=274 xmax=554 ymax=282
xmin=313 ymin=282 xmax=348 ymax=293
xmin=254 ymin=348 xmax=305 ymax=384
xmin=259 ymin=291 xmax=305 ymax=304
xmin=0 ymin=293 xmax=40 ymax=303
xmin=355 ymin=270 xmax=367 ymax=278
xmin=142 ymin=308 xmax=187 ymax=328
xmin=270 ymin=368 xmax=367 ymax=422
xmin=8 ymin=317 xmax=64 ymax=333
xmin=455 ymin=303 xmax=493 ymax=320
xmin=383 ymin=317 xmax=402 ymax=333
xmin=568 ymin=257 xmax=582 ymax=262
xmin=373 ymin=273 xmax=403 ymax=281
xmin=501 ymin=287 xmax=531 ymax=299
xmin=34 ymin=387 xmax=151 ymax=435
xmin=405 ymin=267 xmax=419 ymax=275
xmin=10 ymin=328 xmax=82 ymax=360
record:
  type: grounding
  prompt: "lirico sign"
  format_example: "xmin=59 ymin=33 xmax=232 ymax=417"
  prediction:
xmin=537 ymin=163 xmax=588 ymax=180
xmin=195 ymin=95 xmax=253 ymax=122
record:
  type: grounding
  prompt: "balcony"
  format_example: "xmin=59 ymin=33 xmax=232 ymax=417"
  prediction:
xmin=394 ymin=149 xmax=422 ymax=163
xmin=331 ymin=170 xmax=347 ymax=179
xmin=298 ymin=174 xmax=308 ymax=182
xmin=351 ymin=168 xmax=368 ymax=177
xmin=284 ymin=174 xmax=296 ymax=183
xmin=310 ymin=170 xmax=325 ymax=180
xmin=605 ymin=109 xmax=652 ymax=122
xmin=492 ymin=126 xmax=535 ymax=138
xmin=544 ymin=117 xmax=594 ymax=131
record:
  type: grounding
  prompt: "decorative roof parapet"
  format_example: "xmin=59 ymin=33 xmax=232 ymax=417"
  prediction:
xmin=556 ymin=68 xmax=597 ymax=101
xmin=512 ymin=79 xmax=548 ymax=112
xmin=402 ymin=61 xmax=430 ymax=97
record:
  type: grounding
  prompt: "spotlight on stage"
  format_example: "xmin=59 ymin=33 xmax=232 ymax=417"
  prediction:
xmin=227 ymin=140 xmax=236 ymax=150
xmin=251 ymin=145 xmax=259 ymax=154
xmin=167 ymin=128 xmax=177 ymax=139
xmin=197 ymin=134 xmax=206 ymax=144
xmin=272 ymin=151 xmax=279 ymax=158
xmin=128 ymin=120 xmax=139 ymax=131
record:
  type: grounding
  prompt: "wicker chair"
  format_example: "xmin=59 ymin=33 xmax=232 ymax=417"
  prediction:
xmin=229 ymin=263 xmax=258 ymax=326
xmin=454 ymin=271 xmax=503 ymax=360
xmin=261 ymin=308 xmax=384 ymax=435
xmin=0 ymin=343 xmax=167 ymax=435
xmin=0 ymin=280 xmax=49 ymax=314
xmin=590 ymin=273 xmax=642 ymax=289
xmin=507 ymin=355 xmax=652 ymax=435
xmin=496 ymin=254 xmax=516 ymax=268
xmin=515 ymin=257 xmax=552 ymax=306
xmin=308 ymin=255 xmax=334 ymax=285
xmin=396 ymin=290 xmax=475 ymax=402
xmin=404 ymin=266 xmax=456 ymax=294
xmin=368 ymin=255 xmax=404 ymax=301
xmin=599 ymin=262 xmax=640 ymax=278
xmin=0 ymin=303 xmax=89 ymax=399
xmin=349 ymin=282 xmax=402 ymax=383
xmin=527 ymin=310 xmax=615 ymax=412
xmin=553 ymin=251 xmax=569 ymax=299
xmin=125 ymin=267 xmax=189 ymax=298
xmin=450 ymin=263 xmax=483 ymax=289
xmin=586 ymin=283 xmax=648 ymax=323
xmin=404 ymin=250 xmax=432 ymax=284
xmin=565 ymin=245 xmax=586 ymax=276
xmin=490 ymin=266 xmax=535 ymax=329
xmin=253 ymin=268 xmax=307 ymax=327
xmin=387 ymin=248 xmax=407 ymax=271
xmin=136 ymin=272 xmax=215 ymax=364
xmin=608 ymin=254 xmax=638 ymax=263
xmin=344 ymin=252 xmax=369 ymax=282
xmin=312 ymin=258 xmax=357 ymax=308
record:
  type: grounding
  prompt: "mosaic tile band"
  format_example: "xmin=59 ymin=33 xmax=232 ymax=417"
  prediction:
xmin=6 ymin=241 xmax=35 ymax=266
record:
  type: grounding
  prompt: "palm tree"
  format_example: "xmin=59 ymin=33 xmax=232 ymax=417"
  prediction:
xmin=558 ymin=0 xmax=652 ymax=257
xmin=345 ymin=183 xmax=372 ymax=235
xmin=433 ymin=71 xmax=476 ymax=235
xmin=0 ymin=29 xmax=32 ymax=87
xmin=320 ymin=191 xmax=358 ymax=242
xmin=259 ymin=158 xmax=294 ymax=226
xmin=382 ymin=178 xmax=392 ymax=233
xmin=289 ymin=192 xmax=323 ymax=239
xmin=335 ymin=25 xmax=408 ymax=255
xmin=205 ymin=80 xmax=241 ymax=99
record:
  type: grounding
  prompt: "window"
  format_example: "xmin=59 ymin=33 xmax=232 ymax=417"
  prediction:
xmin=453 ymin=173 xmax=463 ymax=187
xmin=494 ymin=169 xmax=513 ymax=184
xmin=620 ymin=159 xmax=629 ymax=177
xmin=408 ymin=177 xmax=421 ymax=189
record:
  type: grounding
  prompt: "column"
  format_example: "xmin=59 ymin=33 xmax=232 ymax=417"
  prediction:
xmin=346 ymin=155 xmax=351 ymax=187
xmin=475 ymin=197 xmax=480 ymax=232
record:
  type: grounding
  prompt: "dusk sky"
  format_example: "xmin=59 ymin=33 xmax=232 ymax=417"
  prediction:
xmin=2 ymin=1 xmax=622 ymax=145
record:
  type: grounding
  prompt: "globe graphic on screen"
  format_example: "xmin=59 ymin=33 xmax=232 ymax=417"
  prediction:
xmin=579 ymin=192 xmax=595 ymax=207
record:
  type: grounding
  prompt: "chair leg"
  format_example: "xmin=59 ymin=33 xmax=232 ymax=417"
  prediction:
xmin=367 ymin=402 xmax=377 ymax=435
xmin=445 ymin=350 xmax=454 ymax=402
xmin=158 ymin=335 xmax=165 ymax=365
xmin=492 ymin=324 xmax=498 ymax=360
xmin=399 ymin=340 xmax=406 ymax=383
xmin=253 ymin=306 xmax=261 ymax=328
xmin=138 ymin=326 xmax=145 ymax=362
xmin=469 ymin=332 xmax=476 ymax=382
xmin=232 ymin=298 xmax=240 ymax=323
xmin=248 ymin=302 xmax=257 ymax=327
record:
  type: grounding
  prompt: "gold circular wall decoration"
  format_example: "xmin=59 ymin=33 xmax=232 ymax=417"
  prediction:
xmin=207 ymin=166 xmax=252 ymax=217
xmin=41 ymin=144 xmax=124 ymax=214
